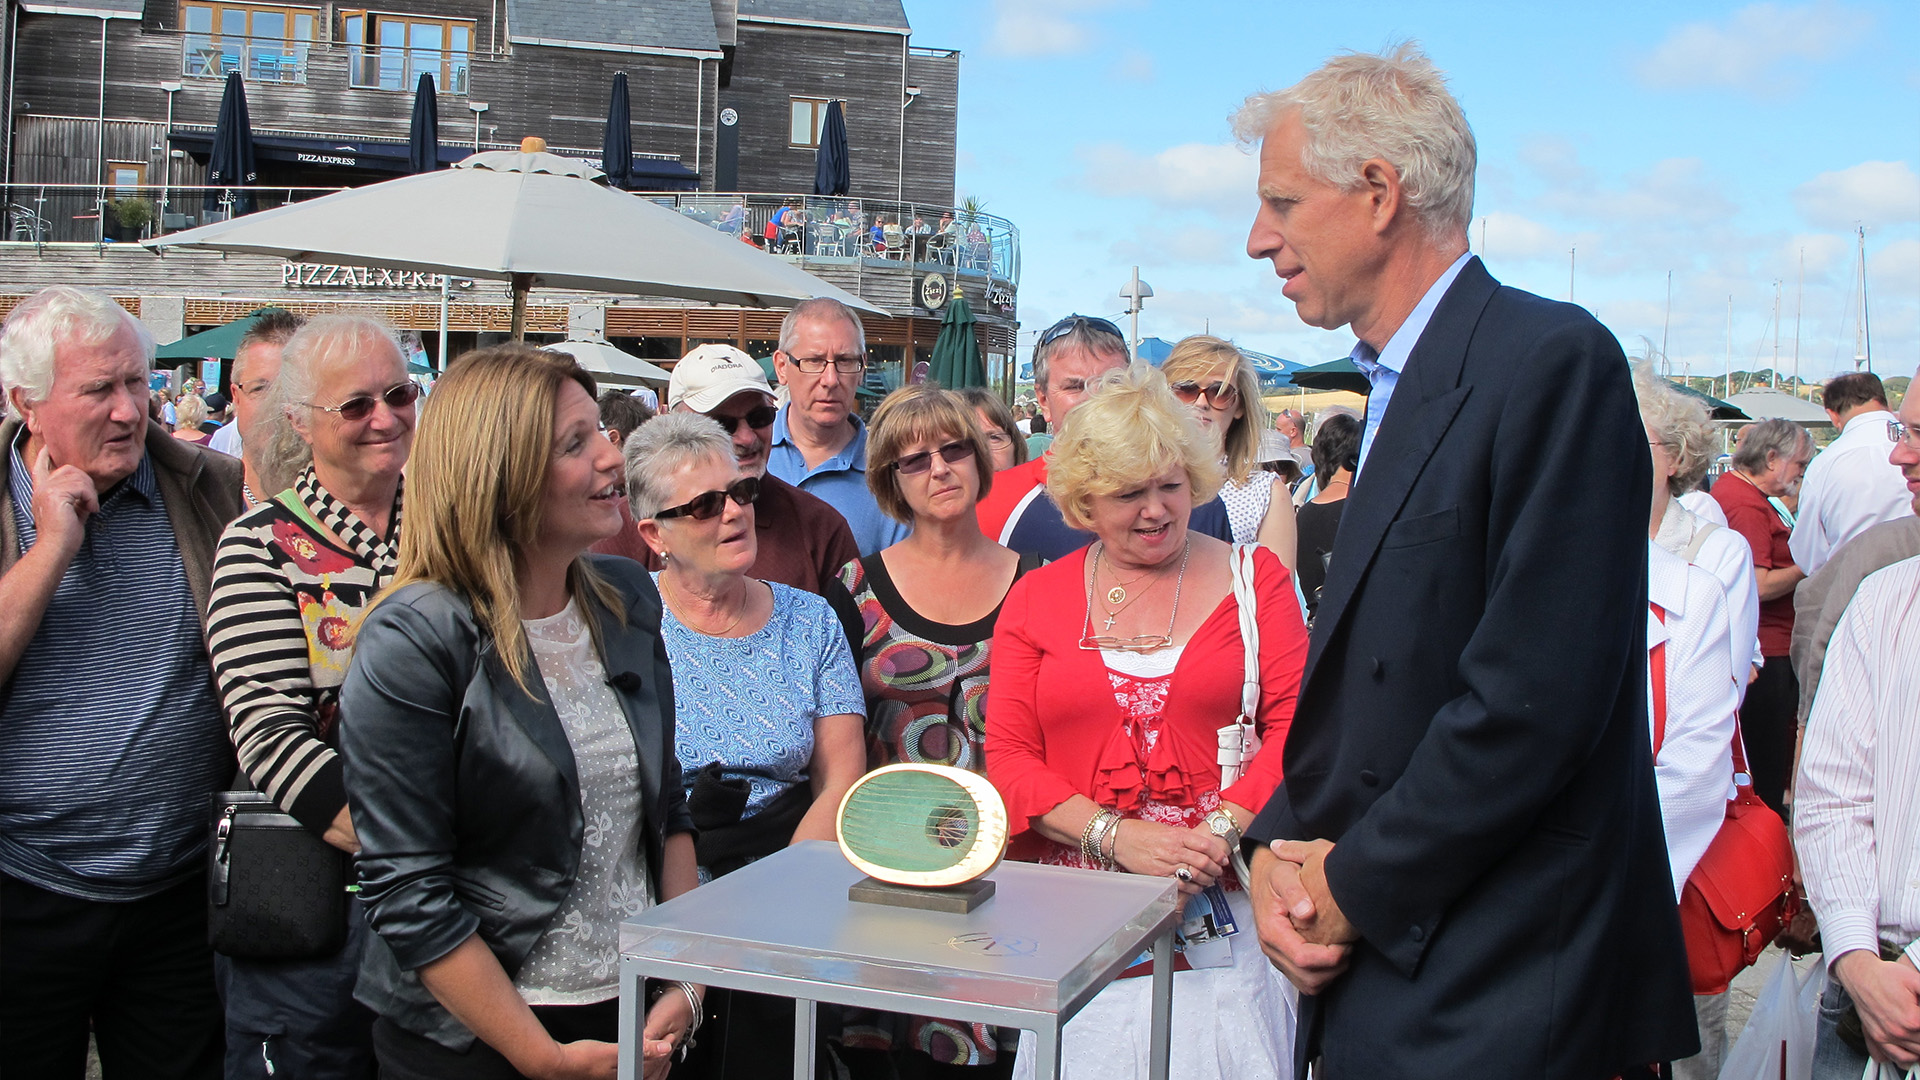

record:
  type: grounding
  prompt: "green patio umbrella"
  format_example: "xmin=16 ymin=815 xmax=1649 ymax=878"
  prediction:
xmin=925 ymin=294 xmax=985 ymax=389
xmin=1287 ymin=356 xmax=1371 ymax=394
xmin=155 ymin=307 xmax=292 ymax=361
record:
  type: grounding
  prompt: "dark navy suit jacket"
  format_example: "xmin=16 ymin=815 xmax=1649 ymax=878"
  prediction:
xmin=1247 ymin=258 xmax=1697 ymax=1078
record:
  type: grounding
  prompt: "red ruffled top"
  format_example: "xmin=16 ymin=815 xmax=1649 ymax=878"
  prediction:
xmin=986 ymin=545 xmax=1307 ymax=862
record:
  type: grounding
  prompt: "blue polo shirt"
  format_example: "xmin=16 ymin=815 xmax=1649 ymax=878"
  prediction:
xmin=0 ymin=439 xmax=230 ymax=901
xmin=768 ymin=407 xmax=910 ymax=557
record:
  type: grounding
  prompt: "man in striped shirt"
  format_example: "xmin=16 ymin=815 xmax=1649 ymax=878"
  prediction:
xmin=0 ymin=286 xmax=245 ymax=1077
xmin=1795 ymin=551 xmax=1920 ymax=1075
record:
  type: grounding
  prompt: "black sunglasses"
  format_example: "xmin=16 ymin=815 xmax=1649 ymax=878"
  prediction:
xmin=709 ymin=404 xmax=778 ymax=434
xmin=654 ymin=475 xmax=761 ymax=521
xmin=310 ymin=381 xmax=421 ymax=422
xmin=891 ymin=440 xmax=972 ymax=475
xmin=1037 ymin=314 xmax=1126 ymax=351
xmin=1169 ymin=380 xmax=1240 ymax=407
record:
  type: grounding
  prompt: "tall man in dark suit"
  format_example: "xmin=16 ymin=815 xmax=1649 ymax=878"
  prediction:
xmin=1237 ymin=46 xmax=1697 ymax=1078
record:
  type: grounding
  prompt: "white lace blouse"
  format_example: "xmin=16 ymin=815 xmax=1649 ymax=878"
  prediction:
xmin=514 ymin=600 xmax=653 ymax=1005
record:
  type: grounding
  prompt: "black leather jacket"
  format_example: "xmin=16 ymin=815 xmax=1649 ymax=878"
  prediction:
xmin=339 ymin=556 xmax=692 ymax=1051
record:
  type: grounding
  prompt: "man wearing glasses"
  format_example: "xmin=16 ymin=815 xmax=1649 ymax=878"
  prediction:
xmin=974 ymin=313 xmax=1235 ymax=559
xmin=596 ymin=343 xmax=860 ymax=604
xmin=768 ymin=298 xmax=908 ymax=556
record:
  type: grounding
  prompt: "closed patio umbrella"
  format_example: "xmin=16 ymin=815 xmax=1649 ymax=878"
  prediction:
xmin=813 ymin=100 xmax=849 ymax=197
xmin=926 ymin=294 xmax=985 ymax=389
xmin=407 ymin=73 xmax=440 ymax=175
xmin=204 ymin=72 xmax=257 ymax=215
xmin=148 ymin=139 xmax=882 ymax=340
xmin=601 ymin=73 xmax=633 ymax=191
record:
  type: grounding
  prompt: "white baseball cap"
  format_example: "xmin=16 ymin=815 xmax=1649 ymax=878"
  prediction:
xmin=668 ymin=344 xmax=774 ymax=413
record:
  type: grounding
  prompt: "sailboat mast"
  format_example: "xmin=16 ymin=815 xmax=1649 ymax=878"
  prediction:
xmin=1794 ymin=248 xmax=1803 ymax=397
xmin=1772 ymin=280 xmax=1781 ymax=389
xmin=1662 ymin=270 xmax=1672 ymax=371
xmin=1855 ymin=225 xmax=1872 ymax=373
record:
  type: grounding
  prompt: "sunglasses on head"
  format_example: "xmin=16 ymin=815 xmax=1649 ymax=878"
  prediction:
xmin=709 ymin=404 xmax=778 ymax=434
xmin=1169 ymin=379 xmax=1240 ymax=407
xmin=1037 ymin=314 xmax=1126 ymax=351
xmin=654 ymin=475 xmax=761 ymax=521
xmin=310 ymin=381 xmax=421 ymax=422
xmin=891 ymin=440 xmax=972 ymax=475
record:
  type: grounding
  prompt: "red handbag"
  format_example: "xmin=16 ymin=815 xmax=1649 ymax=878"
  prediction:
xmin=1651 ymin=612 xmax=1799 ymax=995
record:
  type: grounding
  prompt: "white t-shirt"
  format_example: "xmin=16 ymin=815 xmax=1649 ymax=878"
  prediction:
xmin=1791 ymin=409 xmax=1910 ymax=576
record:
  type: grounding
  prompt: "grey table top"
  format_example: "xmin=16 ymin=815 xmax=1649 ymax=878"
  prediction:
xmin=620 ymin=841 xmax=1180 ymax=1016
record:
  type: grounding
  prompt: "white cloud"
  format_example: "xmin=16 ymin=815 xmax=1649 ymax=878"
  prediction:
xmin=1109 ymin=223 xmax=1240 ymax=266
xmin=1477 ymin=211 xmax=1576 ymax=262
xmin=1073 ymin=141 xmax=1258 ymax=218
xmin=1635 ymin=0 xmax=1872 ymax=93
xmin=1793 ymin=161 xmax=1920 ymax=230
xmin=986 ymin=0 xmax=1132 ymax=58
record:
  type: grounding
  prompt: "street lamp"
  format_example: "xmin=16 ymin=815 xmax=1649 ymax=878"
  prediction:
xmin=467 ymin=101 xmax=488 ymax=151
xmin=1118 ymin=266 xmax=1153 ymax=355
xmin=159 ymin=81 xmax=182 ymax=229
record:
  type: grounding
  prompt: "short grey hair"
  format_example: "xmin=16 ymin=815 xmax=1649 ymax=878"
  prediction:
xmin=255 ymin=314 xmax=404 ymax=492
xmin=1230 ymin=43 xmax=1476 ymax=241
xmin=1632 ymin=364 xmax=1715 ymax=493
xmin=0 ymin=286 xmax=154 ymax=415
xmin=1033 ymin=318 xmax=1128 ymax=398
xmin=777 ymin=297 xmax=867 ymax=356
xmin=624 ymin=411 xmax=735 ymax=520
xmin=1730 ymin=418 xmax=1812 ymax=476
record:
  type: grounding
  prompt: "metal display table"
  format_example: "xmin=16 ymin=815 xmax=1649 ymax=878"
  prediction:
xmin=617 ymin=841 xmax=1180 ymax=1080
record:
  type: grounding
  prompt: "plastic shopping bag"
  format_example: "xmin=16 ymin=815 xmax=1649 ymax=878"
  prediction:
xmin=1718 ymin=951 xmax=1824 ymax=1080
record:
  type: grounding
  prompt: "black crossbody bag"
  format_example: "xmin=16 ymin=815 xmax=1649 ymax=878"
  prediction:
xmin=207 ymin=791 xmax=351 ymax=960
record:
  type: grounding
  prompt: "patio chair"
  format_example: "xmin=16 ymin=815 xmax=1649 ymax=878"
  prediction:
xmin=9 ymin=203 xmax=48 ymax=242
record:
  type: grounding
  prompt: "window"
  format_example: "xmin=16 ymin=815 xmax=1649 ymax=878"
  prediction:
xmin=789 ymin=98 xmax=830 ymax=147
xmin=181 ymin=2 xmax=316 ymax=83
xmin=108 ymin=162 xmax=147 ymax=193
xmin=343 ymin=11 xmax=472 ymax=95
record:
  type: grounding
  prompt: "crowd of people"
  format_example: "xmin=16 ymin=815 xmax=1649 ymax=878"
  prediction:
xmin=1 ymin=42 xmax=1918 ymax=1080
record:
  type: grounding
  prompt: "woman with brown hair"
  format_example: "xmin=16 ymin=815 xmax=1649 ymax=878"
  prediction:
xmin=340 ymin=344 xmax=700 ymax=1079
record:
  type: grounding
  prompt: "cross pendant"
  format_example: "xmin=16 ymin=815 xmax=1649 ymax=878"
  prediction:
xmin=1103 ymin=613 xmax=1118 ymax=632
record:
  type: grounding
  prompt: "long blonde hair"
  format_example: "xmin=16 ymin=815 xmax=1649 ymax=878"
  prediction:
xmin=1161 ymin=334 xmax=1269 ymax=484
xmin=385 ymin=344 xmax=619 ymax=693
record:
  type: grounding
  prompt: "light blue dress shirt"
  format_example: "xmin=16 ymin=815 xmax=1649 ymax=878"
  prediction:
xmin=1351 ymin=252 xmax=1474 ymax=479
xmin=768 ymin=406 xmax=911 ymax=557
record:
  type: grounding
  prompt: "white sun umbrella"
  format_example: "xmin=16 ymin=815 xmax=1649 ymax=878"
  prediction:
xmin=1723 ymin=389 xmax=1831 ymax=424
xmin=146 ymin=138 xmax=882 ymax=339
xmin=541 ymin=337 xmax=672 ymax=387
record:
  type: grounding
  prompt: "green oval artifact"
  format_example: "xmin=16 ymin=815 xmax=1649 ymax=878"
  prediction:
xmin=836 ymin=764 xmax=1007 ymax=888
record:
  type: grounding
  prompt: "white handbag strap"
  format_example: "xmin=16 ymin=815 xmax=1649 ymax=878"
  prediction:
xmin=1230 ymin=543 xmax=1259 ymax=722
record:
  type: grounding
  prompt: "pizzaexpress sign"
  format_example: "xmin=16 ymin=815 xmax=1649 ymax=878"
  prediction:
xmin=281 ymin=263 xmax=469 ymax=289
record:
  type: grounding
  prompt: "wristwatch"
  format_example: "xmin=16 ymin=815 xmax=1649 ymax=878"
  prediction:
xmin=1203 ymin=809 xmax=1242 ymax=852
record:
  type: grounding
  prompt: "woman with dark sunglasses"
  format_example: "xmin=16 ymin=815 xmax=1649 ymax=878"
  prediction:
xmin=831 ymin=385 xmax=1038 ymax=1079
xmin=1162 ymin=335 xmax=1297 ymax=571
xmin=625 ymin=411 xmax=866 ymax=1080
xmin=204 ymin=313 xmax=417 ymax=1079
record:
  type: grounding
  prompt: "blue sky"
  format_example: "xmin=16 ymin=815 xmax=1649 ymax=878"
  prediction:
xmin=901 ymin=0 xmax=1919 ymax=383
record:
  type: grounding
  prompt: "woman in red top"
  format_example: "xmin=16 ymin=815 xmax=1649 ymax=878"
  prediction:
xmin=986 ymin=365 xmax=1307 ymax=1080
xmin=1708 ymin=417 xmax=1812 ymax=814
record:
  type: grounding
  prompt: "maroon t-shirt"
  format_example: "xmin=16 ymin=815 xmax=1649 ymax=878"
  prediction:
xmin=590 ymin=472 xmax=860 ymax=596
xmin=1710 ymin=472 xmax=1795 ymax=657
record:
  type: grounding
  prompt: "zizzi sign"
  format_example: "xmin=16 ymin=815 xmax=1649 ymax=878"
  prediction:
xmin=281 ymin=263 xmax=466 ymax=289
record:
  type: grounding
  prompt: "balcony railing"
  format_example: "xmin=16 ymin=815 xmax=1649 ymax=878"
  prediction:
xmin=347 ymin=45 xmax=471 ymax=95
xmin=0 ymin=184 xmax=1021 ymax=288
xmin=645 ymin=193 xmax=1021 ymax=284
xmin=182 ymin=35 xmax=311 ymax=84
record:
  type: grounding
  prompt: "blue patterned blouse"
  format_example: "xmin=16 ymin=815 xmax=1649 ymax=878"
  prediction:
xmin=656 ymin=577 xmax=865 ymax=816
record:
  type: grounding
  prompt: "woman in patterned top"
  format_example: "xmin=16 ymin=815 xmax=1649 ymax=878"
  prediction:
xmin=1162 ymin=335 xmax=1296 ymax=569
xmin=833 ymin=385 xmax=1036 ymax=1078
xmin=625 ymin=412 xmax=865 ymax=1080
xmin=205 ymin=314 xmax=416 ymax=1079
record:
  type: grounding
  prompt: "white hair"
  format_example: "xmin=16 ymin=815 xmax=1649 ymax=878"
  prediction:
xmin=624 ymin=411 xmax=735 ymax=520
xmin=0 ymin=286 xmax=154 ymax=416
xmin=777 ymin=297 xmax=867 ymax=356
xmin=255 ymin=314 xmax=404 ymax=492
xmin=1231 ymin=43 xmax=1476 ymax=241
